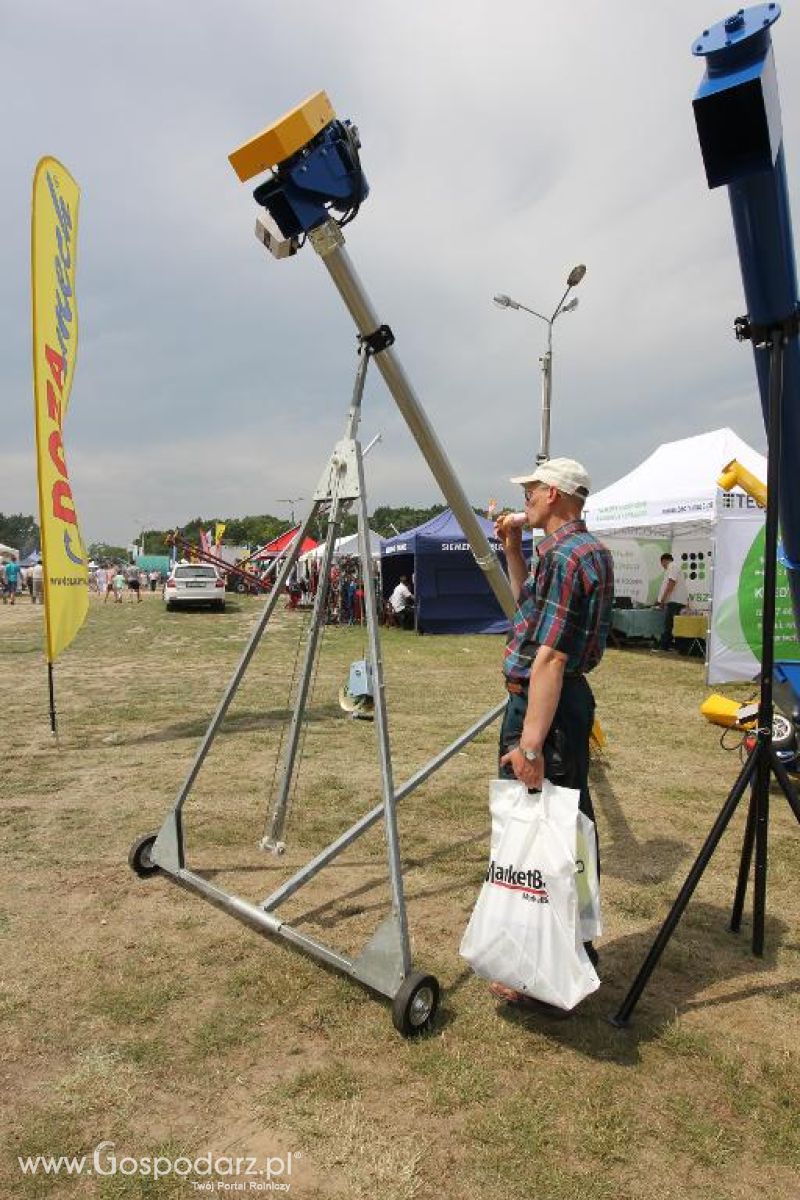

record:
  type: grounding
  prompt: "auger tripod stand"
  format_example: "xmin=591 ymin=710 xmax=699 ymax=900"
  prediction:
xmin=129 ymin=334 xmax=507 ymax=1037
xmin=612 ymin=311 xmax=800 ymax=1027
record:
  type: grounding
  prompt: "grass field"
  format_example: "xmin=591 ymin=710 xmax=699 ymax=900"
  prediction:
xmin=2 ymin=591 xmax=799 ymax=1199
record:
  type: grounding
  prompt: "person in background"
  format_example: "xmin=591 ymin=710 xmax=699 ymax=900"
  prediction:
xmin=126 ymin=563 xmax=142 ymax=603
xmin=3 ymin=558 xmax=21 ymax=605
xmin=353 ymin=579 xmax=365 ymax=624
xmin=389 ymin=575 xmax=415 ymax=630
xmin=103 ymin=565 xmax=116 ymax=603
xmin=149 ymin=569 xmax=159 ymax=593
xmin=111 ymin=568 xmax=126 ymax=603
xmin=95 ymin=565 xmax=108 ymax=600
xmin=653 ymin=552 xmax=689 ymax=653
xmin=32 ymin=561 xmax=44 ymax=605
xmin=341 ymin=573 xmax=356 ymax=624
xmin=492 ymin=456 xmax=614 ymax=1011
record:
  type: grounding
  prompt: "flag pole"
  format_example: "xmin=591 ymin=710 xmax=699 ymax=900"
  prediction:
xmin=31 ymin=158 xmax=88 ymax=736
xmin=47 ymin=661 xmax=57 ymax=735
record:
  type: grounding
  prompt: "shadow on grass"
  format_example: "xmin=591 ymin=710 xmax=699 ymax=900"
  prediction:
xmin=122 ymin=704 xmax=342 ymax=745
xmin=143 ymin=847 xmax=797 ymax=1055
xmin=196 ymin=830 xmax=489 ymax=931
xmin=2 ymin=641 xmax=41 ymax=655
xmin=164 ymin=602 xmax=244 ymax=615
xmin=479 ymin=901 xmax=792 ymax=1065
xmin=591 ymin=759 xmax=690 ymax=885
xmin=293 ymin=876 xmax=482 ymax=930
xmin=171 ymin=809 xmax=467 ymax=887
xmin=191 ymin=819 xmax=490 ymax=890
xmin=246 ymin=829 xmax=490 ymax=929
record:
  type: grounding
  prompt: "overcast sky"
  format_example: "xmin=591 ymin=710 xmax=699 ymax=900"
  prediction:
xmin=2 ymin=2 xmax=798 ymax=545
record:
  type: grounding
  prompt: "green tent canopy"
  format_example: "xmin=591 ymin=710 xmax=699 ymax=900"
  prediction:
xmin=134 ymin=555 xmax=171 ymax=576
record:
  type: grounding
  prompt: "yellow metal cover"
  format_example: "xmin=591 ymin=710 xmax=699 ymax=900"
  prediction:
xmin=717 ymin=458 xmax=767 ymax=507
xmin=700 ymin=694 xmax=744 ymax=728
xmin=228 ymin=91 xmax=336 ymax=181
xmin=589 ymin=716 xmax=607 ymax=752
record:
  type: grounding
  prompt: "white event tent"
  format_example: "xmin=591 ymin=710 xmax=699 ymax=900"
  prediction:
xmin=298 ymin=530 xmax=383 ymax=561
xmin=584 ymin=428 xmax=767 ymax=608
xmin=296 ymin=530 xmax=382 ymax=588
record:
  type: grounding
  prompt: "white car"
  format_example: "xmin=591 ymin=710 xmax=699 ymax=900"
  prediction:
xmin=164 ymin=563 xmax=226 ymax=611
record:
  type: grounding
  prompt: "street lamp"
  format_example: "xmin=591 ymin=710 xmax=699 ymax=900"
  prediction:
xmin=134 ymin=517 xmax=150 ymax=558
xmin=277 ymin=497 xmax=304 ymax=524
xmin=494 ymin=263 xmax=586 ymax=463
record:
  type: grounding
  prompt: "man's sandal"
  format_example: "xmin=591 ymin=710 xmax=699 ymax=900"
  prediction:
xmin=489 ymin=981 xmax=573 ymax=1019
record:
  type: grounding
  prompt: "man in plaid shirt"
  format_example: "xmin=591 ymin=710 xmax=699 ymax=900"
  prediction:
xmin=490 ymin=457 xmax=614 ymax=1007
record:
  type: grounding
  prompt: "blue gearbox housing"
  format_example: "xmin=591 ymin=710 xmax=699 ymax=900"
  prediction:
xmin=252 ymin=119 xmax=369 ymax=240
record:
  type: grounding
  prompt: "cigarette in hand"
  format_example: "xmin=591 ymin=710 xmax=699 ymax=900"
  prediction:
xmin=496 ymin=512 xmax=527 ymax=534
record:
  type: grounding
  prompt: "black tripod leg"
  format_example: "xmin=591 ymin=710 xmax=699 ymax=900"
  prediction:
xmin=610 ymin=746 xmax=758 ymax=1028
xmin=752 ymin=752 xmax=771 ymax=956
xmin=770 ymin=748 xmax=800 ymax=822
xmin=750 ymin=334 xmax=785 ymax=958
xmin=730 ymin=789 xmax=756 ymax=933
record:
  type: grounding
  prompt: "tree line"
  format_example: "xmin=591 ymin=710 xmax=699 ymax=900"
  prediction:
xmin=2 ymin=505 xmax=460 ymax=561
xmin=0 ymin=513 xmax=39 ymax=557
xmin=138 ymin=505 xmax=450 ymax=554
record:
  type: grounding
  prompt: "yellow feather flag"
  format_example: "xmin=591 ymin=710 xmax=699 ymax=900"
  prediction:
xmin=31 ymin=157 xmax=88 ymax=664
xmin=215 ymin=521 xmax=226 ymax=547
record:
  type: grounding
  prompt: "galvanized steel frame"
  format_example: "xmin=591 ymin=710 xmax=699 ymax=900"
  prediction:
xmin=147 ymin=346 xmax=504 ymax=1003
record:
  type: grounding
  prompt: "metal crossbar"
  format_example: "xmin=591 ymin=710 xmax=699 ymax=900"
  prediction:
xmin=131 ymin=344 xmax=505 ymax=1036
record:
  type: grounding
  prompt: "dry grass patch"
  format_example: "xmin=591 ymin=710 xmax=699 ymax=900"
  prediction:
xmin=1 ymin=596 xmax=799 ymax=1198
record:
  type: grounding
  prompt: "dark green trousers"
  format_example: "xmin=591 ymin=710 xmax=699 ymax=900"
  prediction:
xmin=499 ymin=674 xmax=598 ymax=834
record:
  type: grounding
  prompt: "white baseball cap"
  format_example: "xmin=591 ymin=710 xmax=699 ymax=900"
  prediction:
xmin=509 ymin=457 xmax=591 ymax=497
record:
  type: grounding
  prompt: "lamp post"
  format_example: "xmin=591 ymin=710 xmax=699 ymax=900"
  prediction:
xmin=277 ymin=497 xmax=304 ymax=525
xmin=134 ymin=517 xmax=150 ymax=558
xmin=494 ymin=263 xmax=586 ymax=463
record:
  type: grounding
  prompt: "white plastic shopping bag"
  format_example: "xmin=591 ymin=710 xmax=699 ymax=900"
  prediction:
xmin=488 ymin=781 xmax=601 ymax=940
xmin=460 ymin=779 xmax=600 ymax=1010
xmin=576 ymin=811 xmax=602 ymax=942
xmin=488 ymin=777 xmax=527 ymax=857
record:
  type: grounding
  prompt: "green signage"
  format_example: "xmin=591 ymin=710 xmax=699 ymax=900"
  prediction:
xmin=737 ymin=527 xmax=800 ymax=660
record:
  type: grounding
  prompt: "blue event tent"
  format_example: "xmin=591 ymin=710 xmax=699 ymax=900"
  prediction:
xmin=381 ymin=508 xmax=532 ymax=635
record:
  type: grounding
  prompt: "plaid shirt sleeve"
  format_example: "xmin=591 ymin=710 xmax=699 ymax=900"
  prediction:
xmin=528 ymin=550 xmax=584 ymax=659
xmin=504 ymin=524 xmax=613 ymax=678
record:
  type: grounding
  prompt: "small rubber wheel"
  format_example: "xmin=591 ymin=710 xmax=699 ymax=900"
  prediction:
xmin=128 ymin=832 xmax=160 ymax=877
xmin=392 ymin=971 xmax=440 ymax=1037
xmin=772 ymin=713 xmax=795 ymax=752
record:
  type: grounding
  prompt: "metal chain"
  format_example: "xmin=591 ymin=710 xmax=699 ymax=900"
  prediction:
xmin=287 ymin=611 xmax=328 ymax=818
xmin=265 ymin=597 xmax=313 ymax=823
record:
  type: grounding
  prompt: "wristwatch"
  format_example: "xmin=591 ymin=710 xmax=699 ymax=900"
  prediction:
xmin=517 ymin=746 xmax=540 ymax=763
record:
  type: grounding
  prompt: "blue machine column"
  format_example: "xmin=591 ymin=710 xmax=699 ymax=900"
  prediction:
xmin=692 ymin=4 xmax=800 ymax=632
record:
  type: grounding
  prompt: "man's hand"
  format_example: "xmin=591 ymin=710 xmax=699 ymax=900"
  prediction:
xmin=495 ymin=514 xmax=528 ymax=599
xmin=495 ymin=513 xmax=525 ymax=550
xmin=500 ymin=745 xmax=544 ymax=790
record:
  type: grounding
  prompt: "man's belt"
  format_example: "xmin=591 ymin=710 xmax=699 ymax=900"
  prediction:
xmin=504 ymin=672 xmax=584 ymax=695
